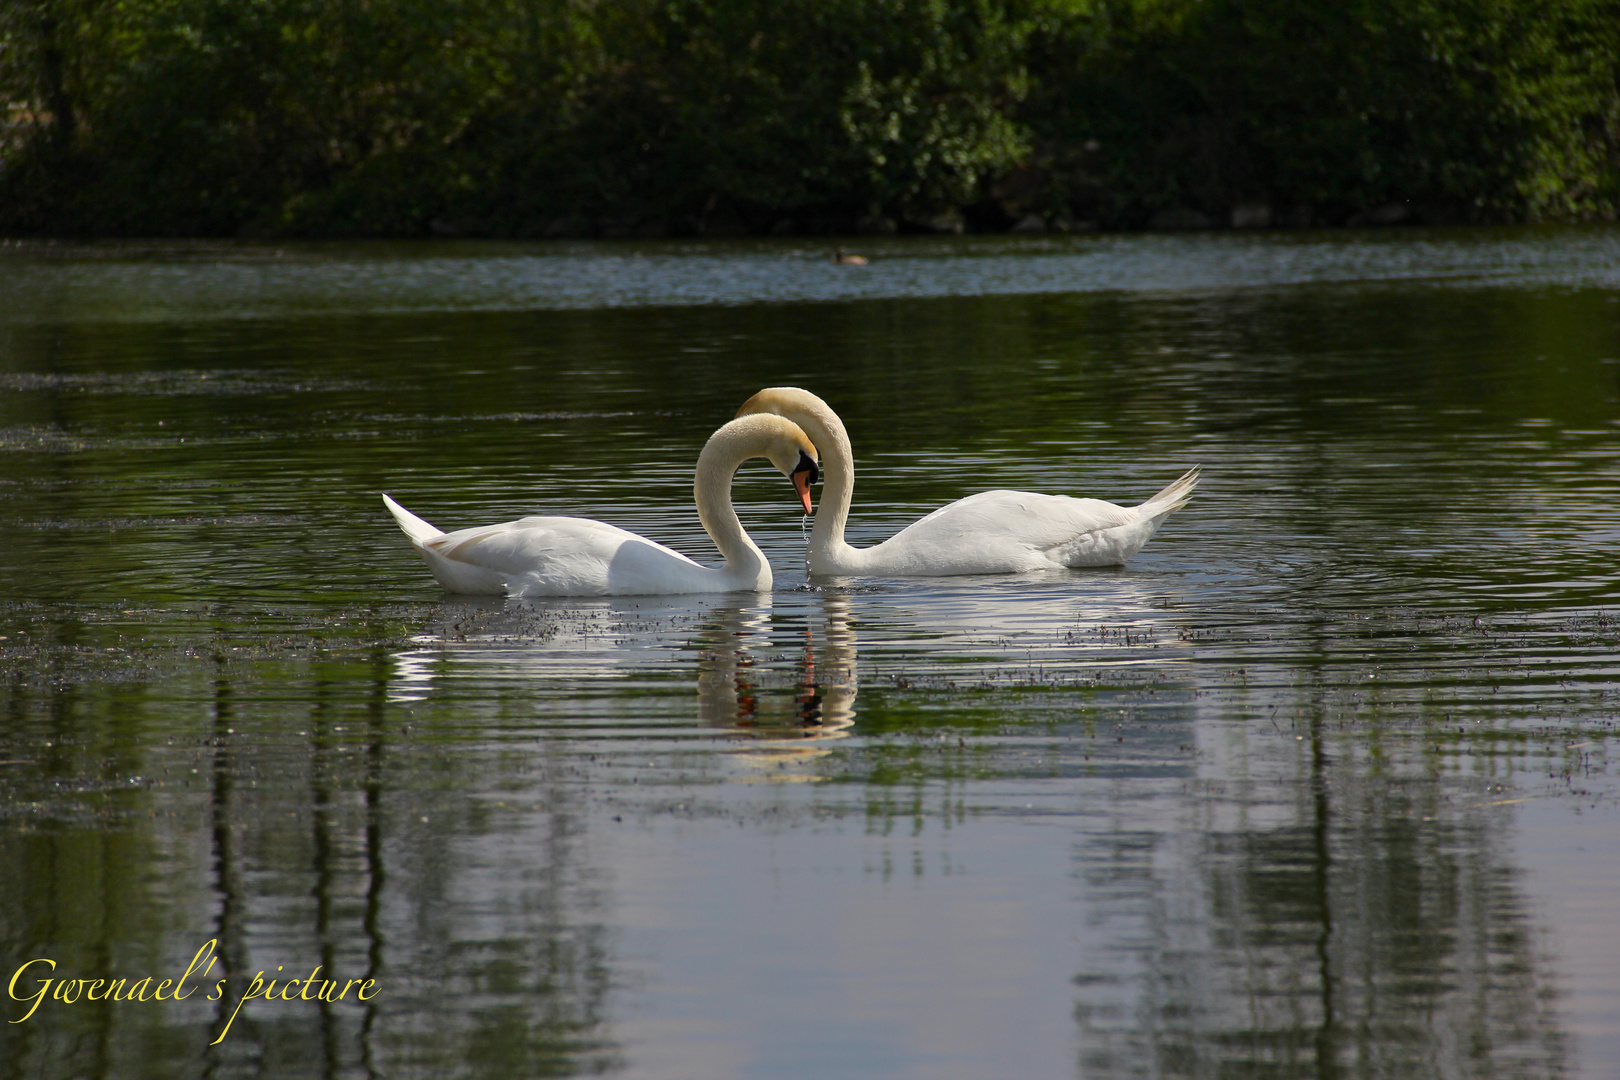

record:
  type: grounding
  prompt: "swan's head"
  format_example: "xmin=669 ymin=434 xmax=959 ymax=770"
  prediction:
xmin=768 ymin=422 xmax=820 ymax=515
xmin=711 ymin=412 xmax=819 ymax=514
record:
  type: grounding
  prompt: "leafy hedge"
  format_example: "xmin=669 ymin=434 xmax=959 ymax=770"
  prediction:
xmin=2 ymin=0 xmax=1616 ymax=237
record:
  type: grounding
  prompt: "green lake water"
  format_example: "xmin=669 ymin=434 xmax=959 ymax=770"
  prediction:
xmin=2 ymin=229 xmax=1619 ymax=1079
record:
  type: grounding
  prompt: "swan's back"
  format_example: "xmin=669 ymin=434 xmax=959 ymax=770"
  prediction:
xmin=389 ymin=505 xmax=721 ymax=596
xmin=855 ymin=471 xmax=1197 ymax=574
xmin=858 ymin=489 xmax=1137 ymax=574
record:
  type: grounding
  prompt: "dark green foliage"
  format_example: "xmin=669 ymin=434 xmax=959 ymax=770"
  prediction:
xmin=1027 ymin=0 xmax=1620 ymax=227
xmin=434 ymin=0 xmax=1033 ymax=233
xmin=1 ymin=0 xmax=1616 ymax=236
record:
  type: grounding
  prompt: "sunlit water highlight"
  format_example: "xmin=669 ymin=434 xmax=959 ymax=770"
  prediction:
xmin=4 ymin=228 xmax=1620 ymax=323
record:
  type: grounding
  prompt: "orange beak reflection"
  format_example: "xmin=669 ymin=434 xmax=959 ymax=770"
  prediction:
xmin=793 ymin=470 xmax=814 ymax=515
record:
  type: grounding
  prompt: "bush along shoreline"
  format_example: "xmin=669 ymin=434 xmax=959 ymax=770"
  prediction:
xmin=2 ymin=0 xmax=1617 ymax=240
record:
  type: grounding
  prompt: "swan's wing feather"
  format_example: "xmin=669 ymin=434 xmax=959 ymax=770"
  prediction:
xmin=853 ymin=490 xmax=1139 ymax=574
xmin=390 ymin=507 xmax=747 ymax=595
xmin=428 ymin=517 xmax=702 ymax=573
xmin=382 ymin=494 xmax=443 ymax=544
xmin=891 ymin=490 xmax=1136 ymax=549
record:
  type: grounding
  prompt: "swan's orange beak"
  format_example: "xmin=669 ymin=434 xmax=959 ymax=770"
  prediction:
xmin=793 ymin=470 xmax=815 ymax=514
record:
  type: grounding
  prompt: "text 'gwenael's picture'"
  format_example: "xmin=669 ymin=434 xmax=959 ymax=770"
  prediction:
xmin=3 ymin=3 xmax=1619 ymax=1078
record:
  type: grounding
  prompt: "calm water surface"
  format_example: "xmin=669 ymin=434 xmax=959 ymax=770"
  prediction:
xmin=2 ymin=229 xmax=1619 ymax=1079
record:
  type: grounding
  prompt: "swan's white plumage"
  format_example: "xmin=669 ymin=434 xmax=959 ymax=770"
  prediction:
xmin=383 ymin=413 xmax=819 ymax=596
xmin=736 ymin=387 xmax=1198 ymax=576
xmin=383 ymin=503 xmax=710 ymax=595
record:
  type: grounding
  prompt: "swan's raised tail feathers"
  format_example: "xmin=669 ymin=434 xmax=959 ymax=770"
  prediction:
xmin=1138 ymin=467 xmax=1200 ymax=516
xmin=383 ymin=494 xmax=443 ymax=545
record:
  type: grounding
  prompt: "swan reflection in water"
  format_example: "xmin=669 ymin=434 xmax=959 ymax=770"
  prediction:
xmin=694 ymin=595 xmax=856 ymax=774
xmin=386 ymin=593 xmax=857 ymax=775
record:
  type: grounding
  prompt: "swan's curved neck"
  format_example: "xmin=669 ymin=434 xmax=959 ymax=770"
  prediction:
xmin=790 ymin=399 xmax=855 ymax=555
xmin=694 ymin=428 xmax=770 ymax=583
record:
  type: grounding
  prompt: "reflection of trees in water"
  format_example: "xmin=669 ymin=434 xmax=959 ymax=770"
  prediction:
xmin=0 ymin=645 xmax=619 ymax=1078
xmin=695 ymin=596 xmax=856 ymax=770
xmin=1072 ymin=718 xmax=1567 ymax=1078
xmin=329 ymin=650 xmax=619 ymax=1077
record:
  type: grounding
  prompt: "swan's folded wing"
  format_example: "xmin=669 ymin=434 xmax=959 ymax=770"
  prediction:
xmin=896 ymin=490 xmax=1135 ymax=546
xmin=871 ymin=490 xmax=1138 ymax=573
xmin=422 ymin=516 xmax=705 ymax=595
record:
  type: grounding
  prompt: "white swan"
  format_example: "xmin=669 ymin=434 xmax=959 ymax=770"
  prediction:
xmin=382 ymin=413 xmax=820 ymax=596
xmin=736 ymin=387 xmax=1198 ymax=576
